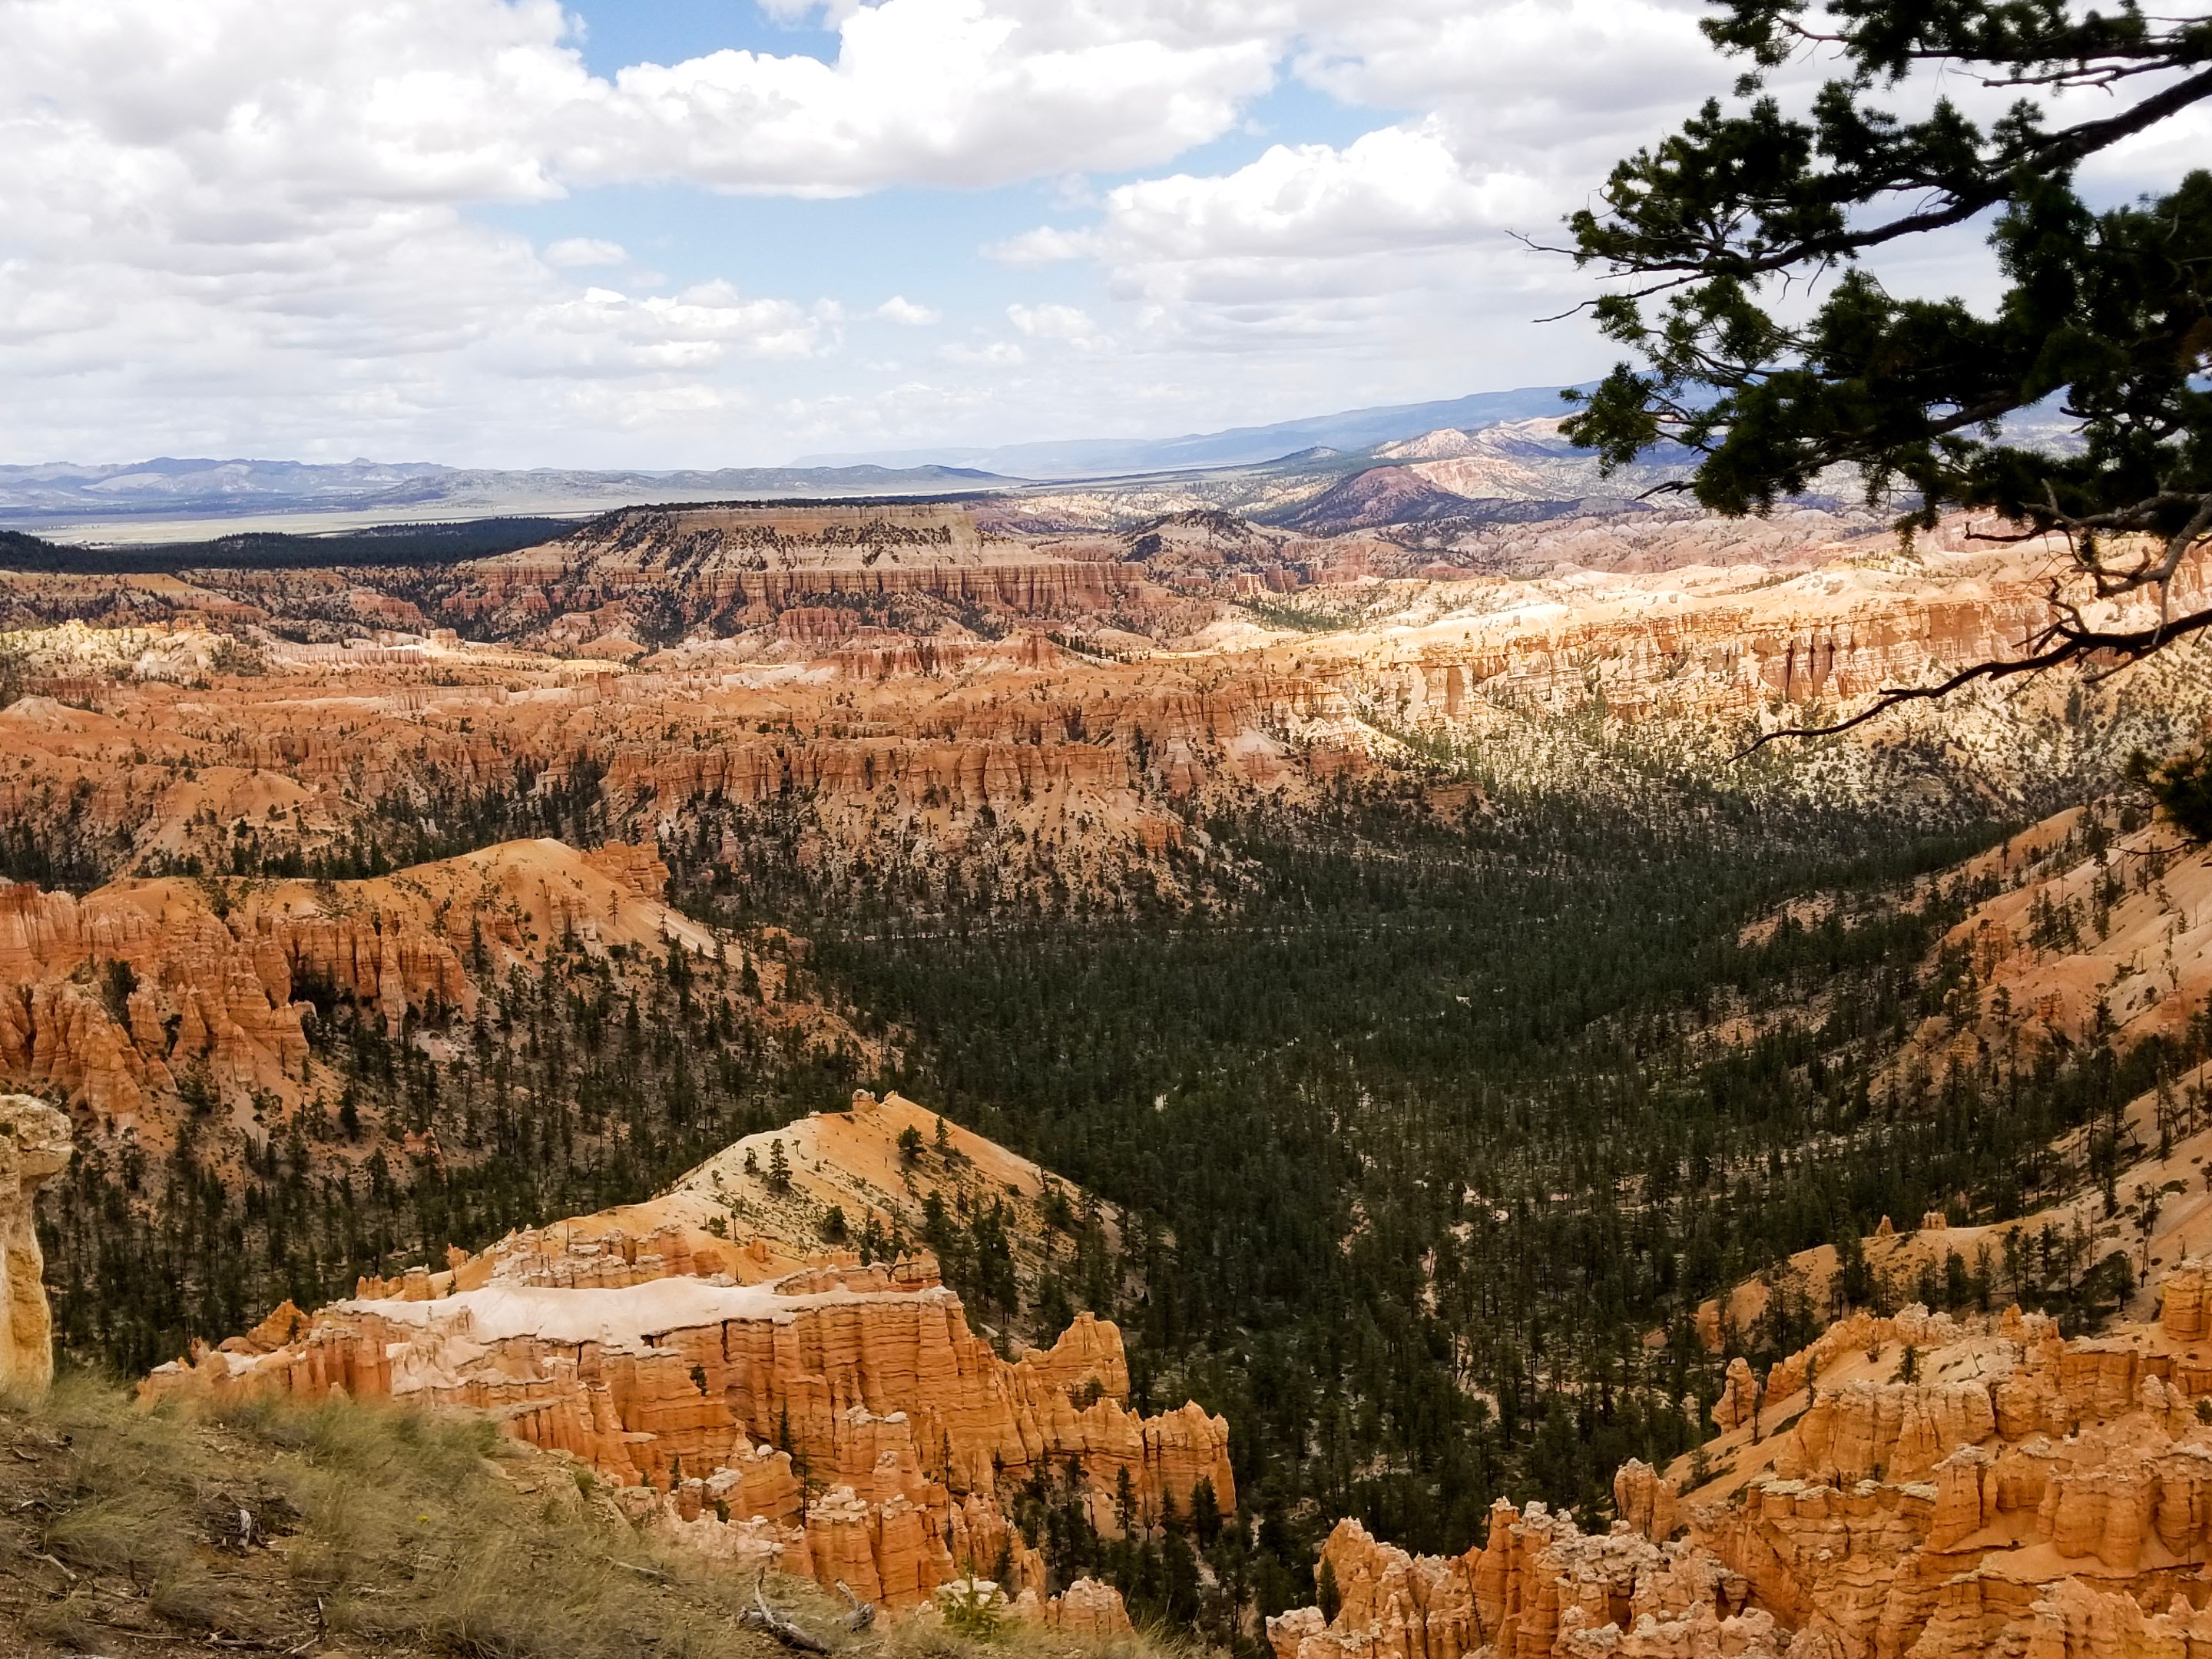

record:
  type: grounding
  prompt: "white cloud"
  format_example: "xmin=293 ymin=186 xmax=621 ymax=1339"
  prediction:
xmin=941 ymin=339 xmax=1025 ymax=366
xmin=985 ymin=226 xmax=1102 ymax=266
xmin=544 ymin=237 xmax=628 ymax=267
xmin=0 ymin=0 xmax=2186 ymax=467
xmin=875 ymin=295 xmax=940 ymax=325
xmin=1094 ymin=121 xmax=1545 ymax=267
xmin=983 ymin=116 xmax=1580 ymax=373
xmin=1008 ymin=303 xmax=1104 ymax=349
xmin=0 ymin=0 xmax=1329 ymax=463
xmin=1293 ymin=0 xmax=1716 ymax=151
xmin=571 ymin=2 xmax=1280 ymax=194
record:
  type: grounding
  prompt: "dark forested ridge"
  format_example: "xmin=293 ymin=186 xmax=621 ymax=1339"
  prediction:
xmin=0 ymin=518 xmax=572 ymax=575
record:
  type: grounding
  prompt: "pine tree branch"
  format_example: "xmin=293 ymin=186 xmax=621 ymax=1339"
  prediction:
xmin=1735 ymin=597 xmax=2212 ymax=757
xmin=1604 ymin=65 xmax=2212 ymax=282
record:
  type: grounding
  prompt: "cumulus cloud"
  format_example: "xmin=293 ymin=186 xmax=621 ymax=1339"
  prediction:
xmin=984 ymin=115 xmax=1583 ymax=372
xmin=3 ymin=0 xmax=2158 ymax=466
xmin=0 ymin=0 xmax=1306 ymax=463
xmin=979 ymin=0 xmax=2165 ymax=379
xmin=1094 ymin=121 xmax=1546 ymax=267
xmin=875 ymin=296 xmax=940 ymax=325
xmin=987 ymin=227 xmax=1103 ymax=266
xmin=1007 ymin=303 xmax=1103 ymax=348
xmin=571 ymin=1 xmax=1280 ymax=194
xmin=1293 ymin=0 xmax=1717 ymax=155
xmin=969 ymin=0 xmax=1754 ymax=373
xmin=544 ymin=237 xmax=629 ymax=267
xmin=941 ymin=339 xmax=1025 ymax=366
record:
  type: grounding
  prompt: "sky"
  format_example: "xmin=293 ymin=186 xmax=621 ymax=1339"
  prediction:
xmin=0 ymin=0 xmax=2202 ymax=470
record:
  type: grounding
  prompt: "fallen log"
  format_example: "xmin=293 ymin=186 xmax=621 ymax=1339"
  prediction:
xmin=739 ymin=1579 xmax=833 ymax=1654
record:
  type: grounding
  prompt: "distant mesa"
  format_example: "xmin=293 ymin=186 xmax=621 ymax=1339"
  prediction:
xmin=0 ymin=458 xmax=1018 ymax=535
xmin=0 ymin=386 xmax=1674 ymax=543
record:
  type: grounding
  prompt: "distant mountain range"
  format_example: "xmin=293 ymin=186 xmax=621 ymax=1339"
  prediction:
xmin=0 ymin=386 xmax=1596 ymax=536
xmin=794 ymin=385 xmax=1590 ymax=478
xmin=18 ymin=376 xmax=2090 ymax=541
xmin=0 ymin=459 xmax=1009 ymax=532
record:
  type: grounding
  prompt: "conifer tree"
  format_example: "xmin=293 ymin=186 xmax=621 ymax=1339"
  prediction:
xmin=1565 ymin=0 xmax=2212 ymax=728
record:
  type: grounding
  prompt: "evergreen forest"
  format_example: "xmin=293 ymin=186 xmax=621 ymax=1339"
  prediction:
xmin=33 ymin=750 xmax=2192 ymax=1654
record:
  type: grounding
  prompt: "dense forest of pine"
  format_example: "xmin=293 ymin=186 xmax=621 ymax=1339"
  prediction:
xmin=39 ymin=936 xmax=867 ymax=1371
xmin=767 ymin=782 xmax=2187 ymax=1641
xmin=31 ymin=745 xmax=2189 ymax=1654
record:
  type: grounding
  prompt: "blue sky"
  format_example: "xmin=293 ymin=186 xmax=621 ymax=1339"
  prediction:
xmin=473 ymin=2 xmax=1449 ymax=462
xmin=1 ymin=0 xmax=2199 ymax=469
xmin=482 ymin=60 xmax=1398 ymax=342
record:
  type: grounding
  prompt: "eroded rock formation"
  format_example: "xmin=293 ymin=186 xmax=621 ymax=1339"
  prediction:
xmin=1269 ymin=1261 xmax=2212 ymax=1659
xmin=144 ymin=1220 xmax=1232 ymax=1611
xmin=1018 ymin=1575 xmax=1137 ymax=1635
xmin=3 ymin=508 xmax=2206 ymax=925
xmin=0 ymin=1094 xmax=71 ymax=1393
xmin=1266 ymin=1505 xmax=1780 ymax=1659
xmin=0 ymin=839 xmax=688 ymax=1131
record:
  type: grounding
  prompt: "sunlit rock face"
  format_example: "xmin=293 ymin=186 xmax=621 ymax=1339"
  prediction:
xmin=1270 ymin=1261 xmax=2212 ymax=1659
xmin=143 ymin=1187 xmax=1232 ymax=1611
xmin=4 ymin=506 xmax=2207 ymax=926
xmin=0 ymin=1094 xmax=71 ymax=1394
xmin=0 ymin=839 xmax=677 ymax=1139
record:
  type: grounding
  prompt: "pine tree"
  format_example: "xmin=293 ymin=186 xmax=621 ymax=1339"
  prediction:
xmin=1564 ymin=0 xmax=2212 ymax=722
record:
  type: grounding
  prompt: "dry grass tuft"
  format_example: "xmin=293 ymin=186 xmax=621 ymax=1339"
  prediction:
xmin=1 ymin=1369 xmax=1200 ymax=1659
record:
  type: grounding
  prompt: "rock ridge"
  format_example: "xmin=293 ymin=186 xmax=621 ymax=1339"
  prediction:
xmin=1269 ymin=1258 xmax=2212 ymax=1659
xmin=144 ymin=1208 xmax=1232 ymax=1612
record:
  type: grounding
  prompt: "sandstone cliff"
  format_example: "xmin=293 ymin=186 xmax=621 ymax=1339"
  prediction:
xmin=1269 ymin=1260 xmax=2212 ymax=1659
xmin=0 ymin=838 xmax=737 ymax=1134
xmin=144 ymin=1210 xmax=1232 ymax=1611
xmin=3 ymin=508 xmax=2207 ymax=917
xmin=0 ymin=1094 xmax=70 ymax=1393
xmin=452 ymin=502 xmax=1141 ymax=643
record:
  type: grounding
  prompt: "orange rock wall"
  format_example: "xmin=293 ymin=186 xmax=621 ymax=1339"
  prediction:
xmin=0 ymin=1094 xmax=72 ymax=1393
xmin=142 ymin=1247 xmax=1232 ymax=1611
xmin=1270 ymin=1266 xmax=2212 ymax=1659
xmin=0 ymin=839 xmax=671 ymax=1123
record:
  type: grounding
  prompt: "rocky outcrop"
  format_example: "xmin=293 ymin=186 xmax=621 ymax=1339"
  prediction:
xmin=143 ymin=1226 xmax=1232 ymax=1611
xmin=1270 ymin=1263 xmax=2212 ymax=1659
xmin=1030 ymin=1576 xmax=1135 ymax=1635
xmin=1265 ymin=1508 xmax=1779 ymax=1659
xmin=1711 ymin=1355 xmax=1760 ymax=1432
xmin=1612 ymin=1459 xmax=1681 ymax=1543
xmin=0 ymin=1094 xmax=71 ymax=1394
xmin=2164 ymin=1257 xmax=2212 ymax=1340
xmin=612 ymin=1090 xmax=1134 ymax=1326
xmin=0 ymin=839 xmax=687 ymax=1129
